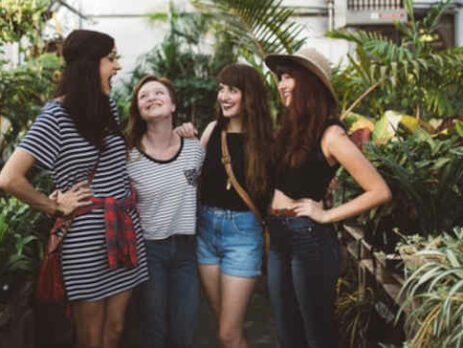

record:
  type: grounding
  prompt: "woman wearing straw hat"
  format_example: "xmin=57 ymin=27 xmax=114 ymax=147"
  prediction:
xmin=264 ymin=48 xmax=391 ymax=347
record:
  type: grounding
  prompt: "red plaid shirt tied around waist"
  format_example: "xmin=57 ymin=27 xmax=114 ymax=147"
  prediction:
xmin=48 ymin=187 xmax=139 ymax=270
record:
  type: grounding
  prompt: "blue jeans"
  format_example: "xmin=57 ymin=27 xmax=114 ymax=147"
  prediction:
xmin=266 ymin=216 xmax=341 ymax=348
xmin=197 ymin=205 xmax=263 ymax=278
xmin=138 ymin=235 xmax=199 ymax=348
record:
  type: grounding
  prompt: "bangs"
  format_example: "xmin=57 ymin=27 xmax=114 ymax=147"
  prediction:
xmin=217 ymin=64 xmax=245 ymax=90
xmin=273 ymin=65 xmax=296 ymax=80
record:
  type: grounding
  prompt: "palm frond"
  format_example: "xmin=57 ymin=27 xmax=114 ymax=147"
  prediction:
xmin=419 ymin=0 xmax=453 ymax=35
xmin=191 ymin=0 xmax=305 ymax=58
xmin=327 ymin=29 xmax=413 ymax=63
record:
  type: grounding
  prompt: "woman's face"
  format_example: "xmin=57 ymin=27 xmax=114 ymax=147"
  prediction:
xmin=217 ymin=83 xmax=242 ymax=119
xmin=278 ymin=72 xmax=296 ymax=107
xmin=99 ymin=46 xmax=121 ymax=95
xmin=137 ymin=80 xmax=175 ymax=122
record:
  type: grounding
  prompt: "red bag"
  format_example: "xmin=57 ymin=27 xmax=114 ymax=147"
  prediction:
xmin=36 ymin=153 xmax=101 ymax=304
xmin=36 ymin=221 xmax=69 ymax=303
xmin=36 ymin=251 xmax=65 ymax=302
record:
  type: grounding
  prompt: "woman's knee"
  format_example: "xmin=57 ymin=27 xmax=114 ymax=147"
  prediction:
xmin=105 ymin=317 xmax=125 ymax=339
xmin=218 ymin=324 xmax=242 ymax=346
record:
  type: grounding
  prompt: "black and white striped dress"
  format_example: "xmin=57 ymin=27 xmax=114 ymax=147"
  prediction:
xmin=19 ymin=100 xmax=149 ymax=301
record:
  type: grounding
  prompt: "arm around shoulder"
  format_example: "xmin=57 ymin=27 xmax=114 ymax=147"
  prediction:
xmin=200 ymin=121 xmax=217 ymax=149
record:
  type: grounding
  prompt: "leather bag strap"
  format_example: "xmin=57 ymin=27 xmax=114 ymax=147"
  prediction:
xmin=221 ymin=131 xmax=263 ymax=223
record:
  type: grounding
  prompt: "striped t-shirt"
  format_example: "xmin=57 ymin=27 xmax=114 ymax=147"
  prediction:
xmin=128 ymin=138 xmax=205 ymax=240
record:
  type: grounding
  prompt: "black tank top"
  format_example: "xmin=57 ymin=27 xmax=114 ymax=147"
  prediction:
xmin=275 ymin=119 xmax=344 ymax=201
xmin=200 ymin=125 xmax=249 ymax=211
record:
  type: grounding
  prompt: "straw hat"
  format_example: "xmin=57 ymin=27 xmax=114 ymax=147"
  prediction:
xmin=265 ymin=47 xmax=338 ymax=103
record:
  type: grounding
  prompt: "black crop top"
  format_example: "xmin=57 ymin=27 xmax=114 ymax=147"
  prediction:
xmin=200 ymin=125 xmax=250 ymax=211
xmin=275 ymin=119 xmax=344 ymax=201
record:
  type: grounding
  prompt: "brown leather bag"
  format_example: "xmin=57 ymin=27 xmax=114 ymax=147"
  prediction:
xmin=221 ymin=131 xmax=270 ymax=272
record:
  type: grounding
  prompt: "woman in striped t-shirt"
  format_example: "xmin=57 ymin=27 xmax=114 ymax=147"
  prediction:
xmin=126 ymin=75 xmax=205 ymax=347
xmin=0 ymin=30 xmax=149 ymax=348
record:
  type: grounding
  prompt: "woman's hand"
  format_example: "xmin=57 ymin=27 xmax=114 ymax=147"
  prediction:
xmin=174 ymin=122 xmax=198 ymax=138
xmin=292 ymin=198 xmax=327 ymax=223
xmin=54 ymin=181 xmax=93 ymax=216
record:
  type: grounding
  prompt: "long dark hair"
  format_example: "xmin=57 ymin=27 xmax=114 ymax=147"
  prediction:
xmin=126 ymin=74 xmax=177 ymax=151
xmin=275 ymin=64 xmax=338 ymax=167
xmin=56 ymin=30 xmax=120 ymax=149
xmin=216 ymin=64 xmax=274 ymax=203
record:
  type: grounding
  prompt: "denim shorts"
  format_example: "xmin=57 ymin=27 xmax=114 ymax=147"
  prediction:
xmin=196 ymin=205 xmax=264 ymax=278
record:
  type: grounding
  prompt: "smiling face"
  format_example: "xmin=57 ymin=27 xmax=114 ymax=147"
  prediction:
xmin=137 ymin=80 xmax=176 ymax=122
xmin=99 ymin=47 xmax=121 ymax=94
xmin=278 ymin=72 xmax=296 ymax=107
xmin=217 ymin=83 xmax=242 ymax=119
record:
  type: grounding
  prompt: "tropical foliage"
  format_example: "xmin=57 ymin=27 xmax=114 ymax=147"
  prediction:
xmin=397 ymin=227 xmax=463 ymax=346
xmin=336 ymin=124 xmax=463 ymax=255
xmin=0 ymin=0 xmax=51 ymax=44
xmin=335 ymin=260 xmax=376 ymax=347
xmin=113 ymin=6 xmax=236 ymax=133
xmin=191 ymin=0 xmax=306 ymax=108
xmin=328 ymin=0 xmax=463 ymax=120
xmin=0 ymin=53 xmax=61 ymax=163
xmin=0 ymin=1 xmax=57 ymax=329
xmin=0 ymin=196 xmax=50 ymax=301
xmin=365 ymin=128 xmax=463 ymax=237
xmin=114 ymin=0 xmax=307 ymax=131
xmin=191 ymin=0 xmax=305 ymax=57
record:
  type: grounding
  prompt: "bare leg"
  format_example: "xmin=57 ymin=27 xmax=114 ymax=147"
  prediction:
xmin=72 ymin=300 xmax=105 ymax=348
xmin=198 ymin=264 xmax=221 ymax=319
xmin=102 ymin=289 xmax=132 ymax=348
xmin=218 ymin=273 xmax=257 ymax=348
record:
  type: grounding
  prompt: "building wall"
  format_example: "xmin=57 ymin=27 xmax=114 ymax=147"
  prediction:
xmin=3 ymin=1 xmax=461 ymax=75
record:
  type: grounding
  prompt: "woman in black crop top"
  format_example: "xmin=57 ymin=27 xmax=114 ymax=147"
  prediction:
xmin=264 ymin=48 xmax=391 ymax=347
xmin=196 ymin=64 xmax=274 ymax=348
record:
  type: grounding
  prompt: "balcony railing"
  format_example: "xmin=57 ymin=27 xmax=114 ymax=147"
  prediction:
xmin=347 ymin=0 xmax=404 ymax=11
xmin=346 ymin=0 xmax=407 ymax=25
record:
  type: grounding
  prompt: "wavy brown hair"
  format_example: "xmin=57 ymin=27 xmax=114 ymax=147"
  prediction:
xmin=217 ymin=64 xmax=274 ymax=203
xmin=275 ymin=64 xmax=338 ymax=168
xmin=126 ymin=74 xmax=177 ymax=151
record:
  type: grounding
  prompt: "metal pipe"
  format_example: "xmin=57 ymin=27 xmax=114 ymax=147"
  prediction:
xmin=327 ymin=0 xmax=335 ymax=31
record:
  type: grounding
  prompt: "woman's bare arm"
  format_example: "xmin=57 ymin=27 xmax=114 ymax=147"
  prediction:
xmin=0 ymin=148 xmax=92 ymax=216
xmin=293 ymin=125 xmax=391 ymax=223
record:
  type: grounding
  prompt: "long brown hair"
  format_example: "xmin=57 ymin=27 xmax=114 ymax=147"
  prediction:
xmin=126 ymin=74 xmax=177 ymax=150
xmin=275 ymin=64 xmax=338 ymax=167
xmin=216 ymin=64 xmax=274 ymax=203
xmin=57 ymin=30 xmax=119 ymax=149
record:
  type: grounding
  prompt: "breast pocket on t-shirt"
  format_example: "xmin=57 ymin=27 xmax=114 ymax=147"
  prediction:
xmin=184 ymin=168 xmax=201 ymax=187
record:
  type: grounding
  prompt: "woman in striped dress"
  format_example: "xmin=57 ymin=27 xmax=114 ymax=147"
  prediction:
xmin=0 ymin=30 xmax=148 ymax=348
